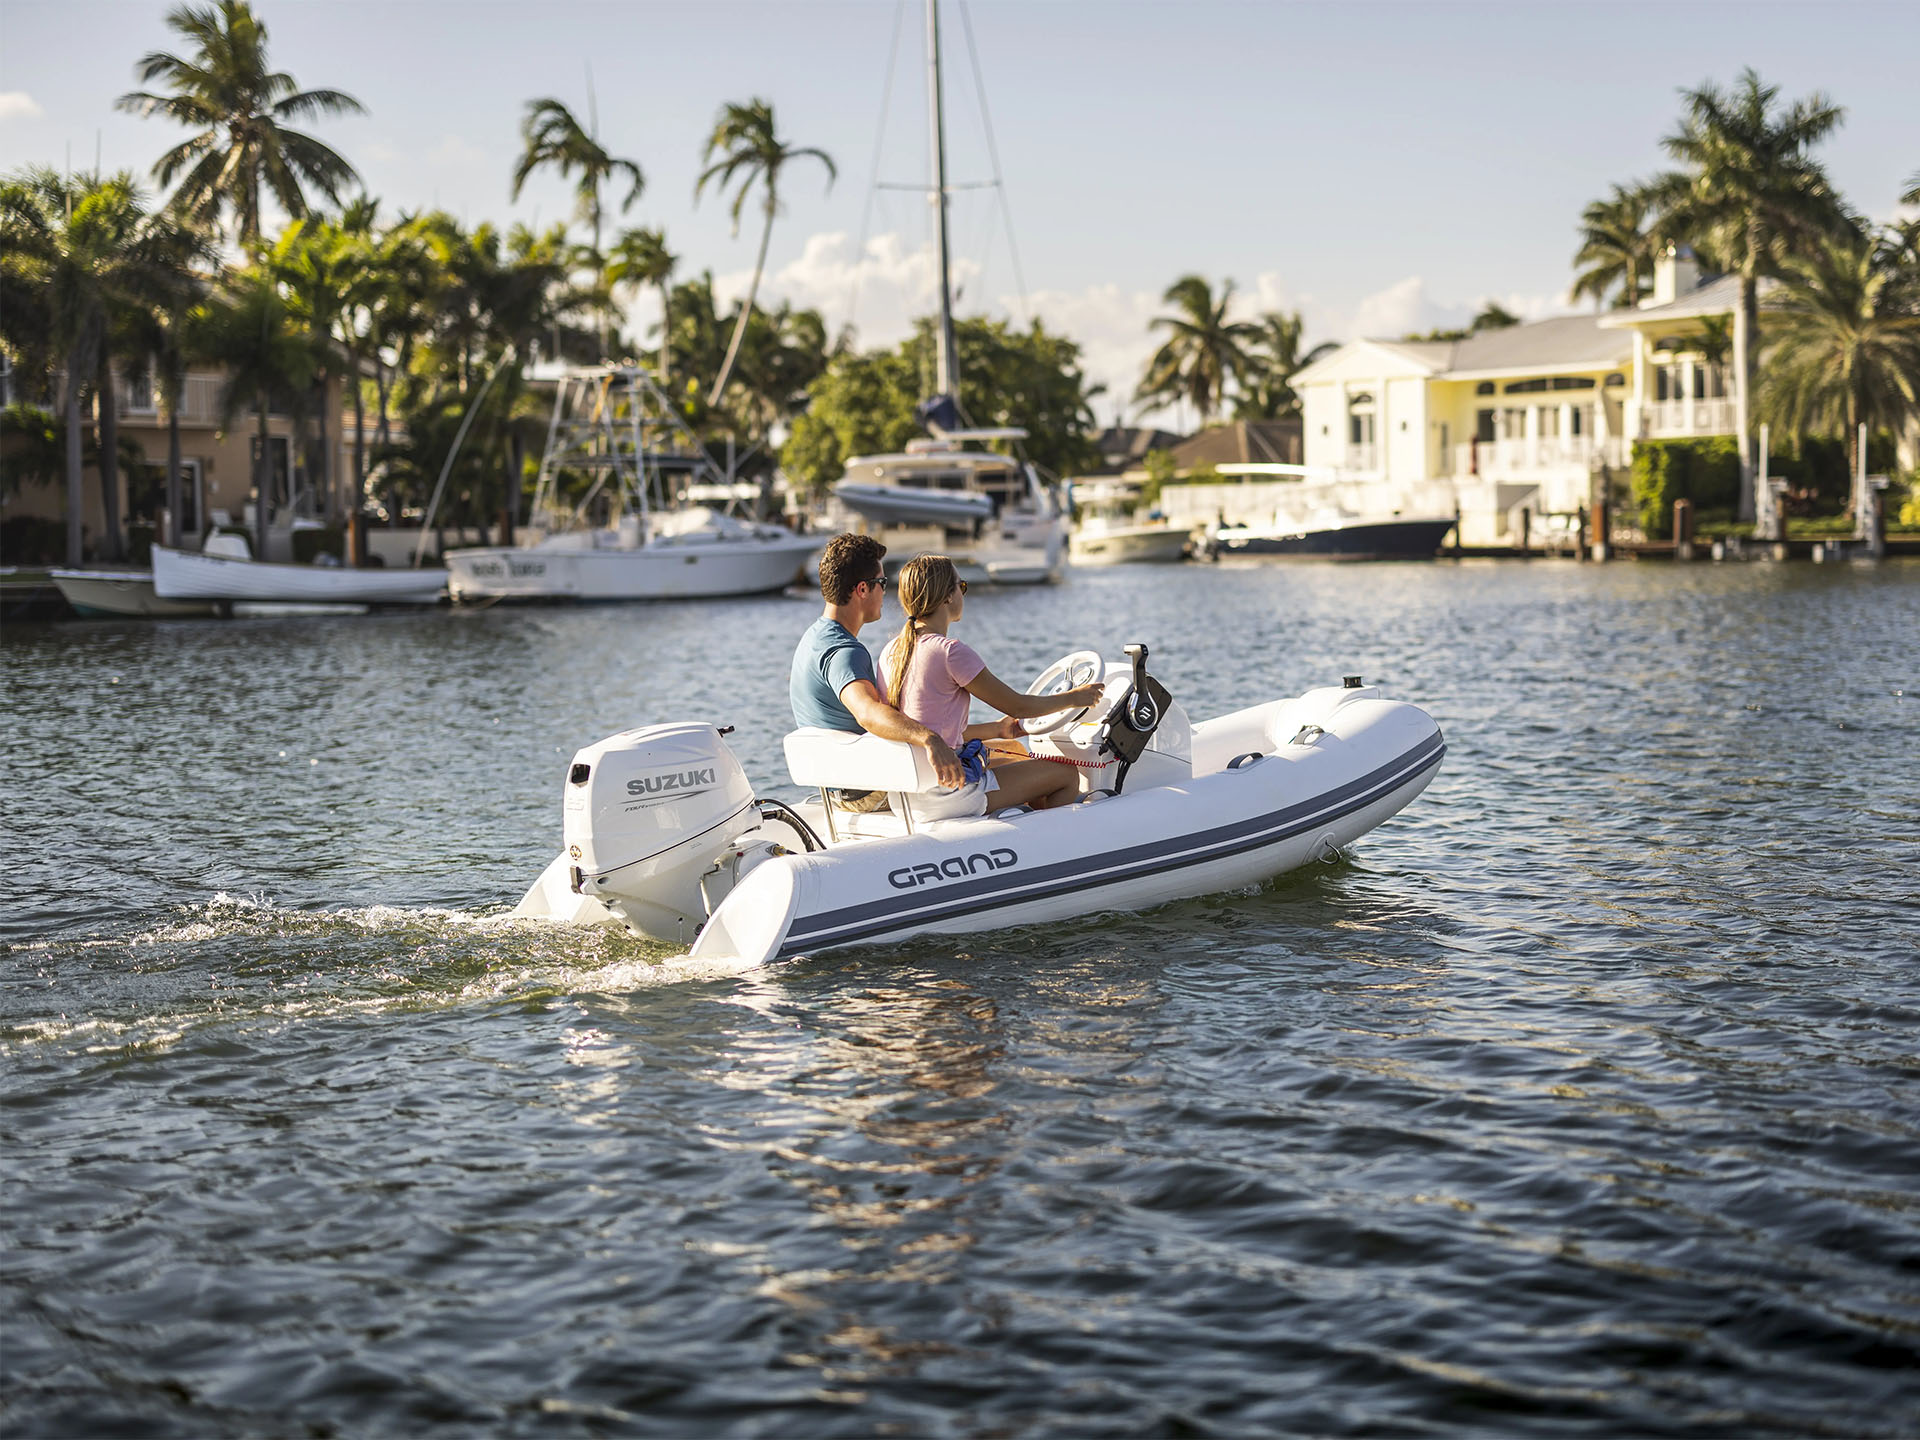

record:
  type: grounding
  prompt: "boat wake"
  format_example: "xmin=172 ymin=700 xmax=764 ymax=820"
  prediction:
xmin=2 ymin=893 xmax=764 ymax=1056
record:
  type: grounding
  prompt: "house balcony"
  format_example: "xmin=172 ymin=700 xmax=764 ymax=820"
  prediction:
xmin=116 ymin=373 xmax=226 ymax=427
xmin=1453 ymin=436 xmax=1626 ymax=479
xmin=1644 ymin=398 xmax=1735 ymax=438
xmin=1344 ymin=442 xmax=1377 ymax=473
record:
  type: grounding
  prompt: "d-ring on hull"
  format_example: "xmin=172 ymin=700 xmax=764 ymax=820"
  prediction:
xmin=689 ymin=702 xmax=1444 ymax=966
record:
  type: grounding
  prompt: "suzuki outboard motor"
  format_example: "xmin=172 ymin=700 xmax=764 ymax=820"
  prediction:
xmin=558 ymin=723 xmax=757 ymax=941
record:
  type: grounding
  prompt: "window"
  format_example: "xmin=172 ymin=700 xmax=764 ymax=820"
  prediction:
xmin=1550 ymin=376 xmax=1595 ymax=390
xmin=1605 ymin=373 xmax=1626 ymax=387
xmin=250 ymin=435 xmax=292 ymax=507
xmin=130 ymin=459 xmax=203 ymax=533
xmin=1347 ymin=393 xmax=1375 ymax=446
xmin=1475 ymin=409 xmax=1496 ymax=443
xmin=1505 ymin=378 xmax=1548 ymax=394
xmin=1475 ymin=381 xmax=1495 ymax=396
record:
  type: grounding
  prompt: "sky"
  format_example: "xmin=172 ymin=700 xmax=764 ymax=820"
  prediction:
xmin=3 ymin=0 xmax=1916 ymax=427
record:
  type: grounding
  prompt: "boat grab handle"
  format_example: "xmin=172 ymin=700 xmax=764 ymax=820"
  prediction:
xmin=1226 ymin=752 xmax=1267 ymax=770
xmin=1288 ymin=725 xmax=1324 ymax=747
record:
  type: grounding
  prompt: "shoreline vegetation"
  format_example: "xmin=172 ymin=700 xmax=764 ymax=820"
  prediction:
xmin=2 ymin=4 xmax=1916 ymax=571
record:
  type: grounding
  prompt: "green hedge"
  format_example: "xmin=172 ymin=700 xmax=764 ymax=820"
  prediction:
xmin=1630 ymin=437 xmax=1739 ymax=538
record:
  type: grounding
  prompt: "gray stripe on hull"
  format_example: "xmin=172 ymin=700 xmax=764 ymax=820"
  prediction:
xmin=777 ymin=730 xmax=1444 ymax=957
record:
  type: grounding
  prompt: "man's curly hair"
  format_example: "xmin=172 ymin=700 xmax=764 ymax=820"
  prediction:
xmin=818 ymin=533 xmax=887 ymax=606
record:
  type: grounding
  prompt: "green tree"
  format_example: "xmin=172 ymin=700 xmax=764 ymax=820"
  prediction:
xmin=696 ymin=99 xmax=835 ymax=406
xmin=1572 ymin=182 xmax=1661 ymax=309
xmin=510 ymin=97 xmax=642 ymax=358
xmin=1233 ymin=310 xmax=1335 ymax=421
xmin=1135 ymin=275 xmax=1257 ymax=424
xmin=0 ymin=168 xmax=203 ymax=564
xmin=198 ymin=264 xmax=314 ymax=558
xmin=1756 ymin=228 xmax=1920 ymax=508
xmin=607 ymin=226 xmax=676 ymax=382
xmin=1653 ymin=68 xmax=1851 ymax=520
xmin=781 ymin=316 xmax=1097 ymax=495
xmin=117 ymin=0 xmax=363 ymax=243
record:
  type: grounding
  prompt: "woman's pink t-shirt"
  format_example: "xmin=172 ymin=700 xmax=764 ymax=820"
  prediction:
xmin=881 ymin=632 xmax=986 ymax=747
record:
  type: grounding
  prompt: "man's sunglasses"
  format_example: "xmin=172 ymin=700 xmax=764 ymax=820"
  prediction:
xmin=862 ymin=575 xmax=888 ymax=591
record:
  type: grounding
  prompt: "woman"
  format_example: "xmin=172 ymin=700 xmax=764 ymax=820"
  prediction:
xmin=879 ymin=554 xmax=1107 ymax=819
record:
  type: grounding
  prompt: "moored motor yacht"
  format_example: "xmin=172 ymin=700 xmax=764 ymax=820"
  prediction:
xmin=1202 ymin=463 xmax=1457 ymax=560
xmin=831 ymin=430 xmax=1069 ymax=586
xmin=513 ymin=643 xmax=1445 ymax=964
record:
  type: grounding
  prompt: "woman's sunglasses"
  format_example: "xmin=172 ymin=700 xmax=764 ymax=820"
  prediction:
xmin=954 ymin=580 xmax=969 ymax=596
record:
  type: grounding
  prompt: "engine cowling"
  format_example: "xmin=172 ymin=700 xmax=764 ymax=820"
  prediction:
xmin=561 ymin=722 xmax=756 ymax=940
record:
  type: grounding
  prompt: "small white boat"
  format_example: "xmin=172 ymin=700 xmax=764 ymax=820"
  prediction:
xmin=151 ymin=539 xmax=446 ymax=605
xmin=50 ymin=569 xmax=214 ymax=618
xmin=513 ymin=644 xmax=1444 ymax=964
xmin=1202 ymin=464 xmax=1456 ymax=560
xmin=445 ymin=508 xmax=820 ymax=603
xmin=1069 ymin=479 xmax=1191 ymax=565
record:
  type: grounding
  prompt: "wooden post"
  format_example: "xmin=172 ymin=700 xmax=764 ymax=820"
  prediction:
xmin=1674 ymin=497 xmax=1694 ymax=560
xmin=1577 ymin=506 xmax=1590 ymax=561
xmin=1590 ymin=497 xmax=1610 ymax=562
xmin=1518 ymin=506 xmax=1531 ymax=556
xmin=347 ymin=508 xmax=365 ymax=568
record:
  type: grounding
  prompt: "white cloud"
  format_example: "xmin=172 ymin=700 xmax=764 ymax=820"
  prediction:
xmin=1348 ymin=275 xmax=1576 ymax=341
xmin=0 ymin=91 xmax=44 ymax=121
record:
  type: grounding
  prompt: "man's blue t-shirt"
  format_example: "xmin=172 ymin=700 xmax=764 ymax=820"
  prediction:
xmin=790 ymin=617 xmax=876 ymax=732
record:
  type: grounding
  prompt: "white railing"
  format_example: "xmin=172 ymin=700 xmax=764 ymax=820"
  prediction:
xmin=1646 ymin=398 xmax=1735 ymax=437
xmin=1453 ymin=436 xmax=1626 ymax=477
xmin=1345 ymin=443 xmax=1377 ymax=473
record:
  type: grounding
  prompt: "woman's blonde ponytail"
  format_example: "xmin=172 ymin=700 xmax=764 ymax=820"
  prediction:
xmin=885 ymin=555 xmax=961 ymax=705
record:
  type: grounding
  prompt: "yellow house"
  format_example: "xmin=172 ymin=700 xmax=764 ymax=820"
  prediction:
xmin=1291 ymin=250 xmax=1747 ymax=545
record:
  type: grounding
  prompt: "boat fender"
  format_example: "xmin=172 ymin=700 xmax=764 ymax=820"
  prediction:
xmin=1289 ymin=725 xmax=1324 ymax=747
xmin=1226 ymin=752 xmax=1266 ymax=770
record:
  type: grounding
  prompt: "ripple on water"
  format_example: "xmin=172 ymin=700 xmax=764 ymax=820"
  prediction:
xmin=3 ymin=562 xmax=1919 ymax=1436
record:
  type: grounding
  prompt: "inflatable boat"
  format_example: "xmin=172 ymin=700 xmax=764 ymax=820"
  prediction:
xmin=513 ymin=645 xmax=1445 ymax=964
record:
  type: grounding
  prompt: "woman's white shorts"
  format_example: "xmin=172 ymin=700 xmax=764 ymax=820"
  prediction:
xmin=906 ymin=769 xmax=1000 ymax=822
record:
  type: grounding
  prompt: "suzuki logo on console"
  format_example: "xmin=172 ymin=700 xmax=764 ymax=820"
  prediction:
xmin=888 ymin=848 xmax=1018 ymax=889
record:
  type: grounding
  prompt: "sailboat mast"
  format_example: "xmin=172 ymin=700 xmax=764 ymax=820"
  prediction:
xmin=926 ymin=0 xmax=959 ymax=401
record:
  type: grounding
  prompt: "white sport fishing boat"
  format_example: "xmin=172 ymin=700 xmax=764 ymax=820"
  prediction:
xmin=151 ymin=537 xmax=446 ymax=605
xmin=513 ymin=643 xmax=1445 ymax=964
xmin=1204 ymin=464 xmax=1456 ymax=560
xmin=446 ymin=365 xmax=820 ymax=603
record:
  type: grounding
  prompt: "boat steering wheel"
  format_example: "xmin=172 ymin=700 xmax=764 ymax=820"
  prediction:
xmin=1021 ymin=650 xmax=1107 ymax=735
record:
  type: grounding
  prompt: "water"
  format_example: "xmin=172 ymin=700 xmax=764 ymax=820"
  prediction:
xmin=4 ymin=559 xmax=1917 ymax=1437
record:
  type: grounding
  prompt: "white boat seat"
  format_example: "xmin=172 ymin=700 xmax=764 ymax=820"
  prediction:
xmin=783 ymin=727 xmax=939 ymax=794
xmin=792 ymin=796 xmax=912 ymax=841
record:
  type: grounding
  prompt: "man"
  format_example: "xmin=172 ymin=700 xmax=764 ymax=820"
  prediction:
xmin=791 ymin=533 xmax=966 ymax=804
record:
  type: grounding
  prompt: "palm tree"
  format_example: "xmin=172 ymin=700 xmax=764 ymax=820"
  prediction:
xmin=1653 ymin=68 xmax=1850 ymax=520
xmin=1572 ymin=182 xmax=1661 ymax=310
xmin=117 ymin=0 xmax=363 ymax=243
xmin=0 ymin=169 xmax=202 ymax=564
xmin=1135 ymin=275 xmax=1258 ymax=425
xmin=120 ymin=215 xmax=219 ymax=548
xmin=198 ymin=265 xmax=314 ymax=558
xmin=269 ymin=217 xmax=365 ymax=523
xmin=696 ymin=99 xmax=835 ymax=406
xmin=1233 ymin=310 xmax=1336 ymax=421
xmin=1756 ymin=229 xmax=1920 ymax=509
xmin=510 ymin=98 xmax=643 ymax=357
xmin=607 ymin=227 xmax=676 ymax=381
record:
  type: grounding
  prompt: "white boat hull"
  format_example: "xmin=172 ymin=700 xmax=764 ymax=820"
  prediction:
xmin=444 ymin=535 xmax=820 ymax=601
xmin=1070 ymin=525 xmax=1191 ymax=565
xmin=50 ymin=570 xmax=214 ymax=617
xmin=689 ymin=696 xmax=1442 ymax=964
xmin=833 ymin=480 xmax=995 ymax=528
xmin=150 ymin=547 xmax=446 ymax=604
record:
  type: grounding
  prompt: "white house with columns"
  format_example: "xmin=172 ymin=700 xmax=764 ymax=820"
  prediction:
xmin=1289 ymin=249 xmax=1747 ymax=544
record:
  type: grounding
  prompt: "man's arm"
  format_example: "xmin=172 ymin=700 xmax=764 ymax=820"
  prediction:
xmin=841 ymin=680 xmax=968 ymax=788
